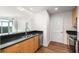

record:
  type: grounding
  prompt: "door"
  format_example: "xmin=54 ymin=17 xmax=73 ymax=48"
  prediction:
xmin=50 ymin=14 xmax=64 ymax=43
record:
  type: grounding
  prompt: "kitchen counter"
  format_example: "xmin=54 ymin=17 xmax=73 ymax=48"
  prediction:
xmin=66 ymin=31 xmax=77 ymax=35
xmin=0 ymin=34 xmax=39 ymax=49
xmin=0 ymin=30 xmax=43 ymax=37
xmin=0 ymin=31 xmax=43 ymax=49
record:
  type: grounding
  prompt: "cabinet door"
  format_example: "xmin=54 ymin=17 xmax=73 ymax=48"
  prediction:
xmin=34 ymin=35 xmax=40 ymax=52
xmin=20 ymin=38 xmax=34 ymax=53
xmin=3 ymin=43 xmax=20 ymax=53
xmin=72 ymin=7 xmax=77 ymax=26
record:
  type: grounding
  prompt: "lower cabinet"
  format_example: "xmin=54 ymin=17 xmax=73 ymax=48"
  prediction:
xmin=3 ymin=43 xmax=20 ymax=53
xmin=2 ymin=35 xmax=40 ymax=53
xmin=34 ymin=35 xmax=40 ymax=52
xmin=20 ymin=38 xmax=35 ymax=53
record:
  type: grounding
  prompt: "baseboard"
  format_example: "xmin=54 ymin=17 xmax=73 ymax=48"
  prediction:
xmin=43 ymin=40 xmax=50 ymax=47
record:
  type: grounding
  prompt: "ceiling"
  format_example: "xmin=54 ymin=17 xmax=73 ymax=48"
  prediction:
xmin=47 ymin=6 xmax=74 ymax=14
xmin=0 ymin=6 xmax=75 ymax=16
xmin=22 ymin=6 xmax=75 ymax=14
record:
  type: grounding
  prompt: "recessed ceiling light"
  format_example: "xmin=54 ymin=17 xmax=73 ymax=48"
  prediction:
xmin=55 ymin=7 xmax=58 ymax=11
xmin=17 ymin=7 xmax=25 ymax=11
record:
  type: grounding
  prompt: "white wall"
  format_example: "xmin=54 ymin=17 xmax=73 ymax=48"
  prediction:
xmin=50 ymin=11 xmax=73 ymax=44
xmin=14 ymin=16 xmax=32 ymax=32
xmin=63 ymin=11 xmax=73 ymax=44
xmin=0 ymin=6 xmax=33 ymax=32
xmin=31 ymin=10 xmax=50 ymax=46
xmin=0 ymin=6 xmax=50 ymax=47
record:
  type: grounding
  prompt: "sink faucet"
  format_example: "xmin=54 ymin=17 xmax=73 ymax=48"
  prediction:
xmin=25 ymin=22 xmax=30 ymax=37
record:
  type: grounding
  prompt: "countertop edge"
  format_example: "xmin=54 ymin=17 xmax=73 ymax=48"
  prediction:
xmin=0 ymin=34 xmax=39 ymax=49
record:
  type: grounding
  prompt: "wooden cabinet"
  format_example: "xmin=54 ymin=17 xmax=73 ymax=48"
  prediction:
xmin=20 ymin=38 xmax=34 ymax=53
xmin=3 ymin=43 xmax=20 ymax=53
xmin=34 ymin=36 xmax=40 ymax=52
xmin=19 ymin=36 xmax=40 ymax=53
xmin=2 ymin=35 xmax=40 ymax=53
xmin=72 ymin=7 xmax=77 ymax=26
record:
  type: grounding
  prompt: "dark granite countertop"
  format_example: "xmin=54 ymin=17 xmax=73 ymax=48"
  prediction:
xmin=0 ymin=30 xmax=43 ymax=37
xmin=0 ymin=30 xmax=43 ymax=49
xmin=66 ymin=30 xmax=77 ymax=35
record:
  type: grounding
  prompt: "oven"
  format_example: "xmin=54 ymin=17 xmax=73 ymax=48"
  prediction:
xmin=67 ymin=35 xmax=77 ymax=53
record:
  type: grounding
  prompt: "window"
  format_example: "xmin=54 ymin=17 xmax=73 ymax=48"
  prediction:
xmin=0 ymin=18 xmax=13 ymax=34
xmin=2 ymin=21 xmax=8 ymax=33
xmin=9 ymin=21 xmax=13 ymax=32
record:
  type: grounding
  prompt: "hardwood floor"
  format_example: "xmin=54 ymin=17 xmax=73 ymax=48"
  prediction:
xmin=36 ymin=41 xmax=72 ymax=53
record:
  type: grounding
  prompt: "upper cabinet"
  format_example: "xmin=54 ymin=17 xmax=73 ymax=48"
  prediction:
xmin=72 ymin=7 xmax=77 ymax=27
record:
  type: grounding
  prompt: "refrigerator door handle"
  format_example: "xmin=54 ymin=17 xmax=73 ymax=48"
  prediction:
xmin=76 ymin=41 xmax=78 ymax=53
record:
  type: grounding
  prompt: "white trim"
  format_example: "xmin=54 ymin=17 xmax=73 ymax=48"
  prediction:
xmin=43 ymin=40 xmax=50 ymax=47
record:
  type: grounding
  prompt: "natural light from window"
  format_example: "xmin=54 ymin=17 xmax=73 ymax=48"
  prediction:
xmin=0 ymin=18 xmax=14 ymax=34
